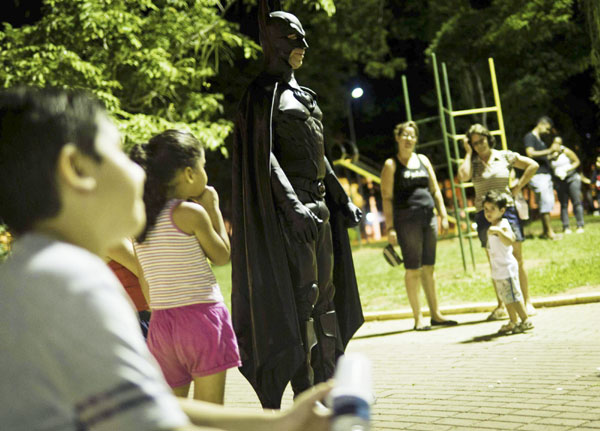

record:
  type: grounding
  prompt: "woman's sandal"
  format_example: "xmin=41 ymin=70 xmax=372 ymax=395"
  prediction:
xmin=498 ymin=322 xmax=517 ymax=334
xmin=431 ymin=318 xmax=458 ymax=326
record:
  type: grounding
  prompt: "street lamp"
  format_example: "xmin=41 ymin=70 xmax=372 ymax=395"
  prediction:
xmin=347 ymin=86 xmax=363 ymax=145
xmin=351 ymin=87 xmax=364 ymax=99
xmin=346 ymin=86 xmax=382 ymax=241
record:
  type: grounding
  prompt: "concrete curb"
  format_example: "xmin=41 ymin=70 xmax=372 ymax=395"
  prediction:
xmin=363 ymin=291 xmax=600 ymax=321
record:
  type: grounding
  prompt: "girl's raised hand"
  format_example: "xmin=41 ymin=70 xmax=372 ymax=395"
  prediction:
xmin=192 ymin=186 xmax=219 ymax=210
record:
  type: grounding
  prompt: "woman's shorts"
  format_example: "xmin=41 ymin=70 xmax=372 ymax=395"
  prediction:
xmin=529 ymin=173 xmax=555 ymax=214
xmin=393 ymin=207 xmax=437 ymax=270
xmin=148 ymin=302 xmax=241 ymax=388
xmin=493 ymin=277 xmax=523 ymax=305
xmin=475 ymin=206 xmax=524 ymax=248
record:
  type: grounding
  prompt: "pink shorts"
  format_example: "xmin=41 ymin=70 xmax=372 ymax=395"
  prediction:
xmin=147 ymin=302 xmax=241 ymax=388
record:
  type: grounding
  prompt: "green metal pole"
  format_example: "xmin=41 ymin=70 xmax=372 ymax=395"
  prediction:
xmin=441 ymin=62 xmax=476 ymax=270
xmin=401 ymin=75 xmax=412 ymax=121
xmin=431 ymin=53 xmax=467 ymax=271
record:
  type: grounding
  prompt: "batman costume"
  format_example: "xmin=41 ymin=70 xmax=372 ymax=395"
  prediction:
xmin=231 ymin=0 xmax=364 ymax=409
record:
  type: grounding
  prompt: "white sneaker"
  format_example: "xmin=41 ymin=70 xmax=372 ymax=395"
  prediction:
xmin=526 ymin=303 xmax=537 ymax=316
xmin=564 ymin=228 xmax=572 ymax=234
xmin=576 ymin=227 xmax=584 ymax=234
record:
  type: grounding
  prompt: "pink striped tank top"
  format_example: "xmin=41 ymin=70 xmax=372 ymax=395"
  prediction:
xmin=134 ymin=199 xmax=223 ymax=309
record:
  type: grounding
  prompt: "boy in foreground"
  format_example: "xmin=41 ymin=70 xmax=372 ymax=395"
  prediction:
xmin=0 ymin=87 xmax=330 ymax=431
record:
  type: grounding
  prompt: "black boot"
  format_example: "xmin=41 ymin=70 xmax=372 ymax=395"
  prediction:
xmin=290 ymin=318 xmax=317 ymax=396
xmin=312 ymin=310 xmax=340 ymax=383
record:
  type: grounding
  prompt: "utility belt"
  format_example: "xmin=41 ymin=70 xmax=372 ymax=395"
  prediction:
xmin=288 ymin=176 xmax=326 ymax=200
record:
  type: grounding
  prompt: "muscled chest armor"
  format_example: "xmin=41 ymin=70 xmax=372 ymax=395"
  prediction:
xmin=272 ymin=86 xmax=325 ymax=181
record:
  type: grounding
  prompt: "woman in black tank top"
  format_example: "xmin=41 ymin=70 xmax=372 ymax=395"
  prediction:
xmin=381 ymin=121 xmax=457 ymax=330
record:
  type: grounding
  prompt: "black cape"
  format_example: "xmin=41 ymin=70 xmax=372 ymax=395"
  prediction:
xmin=231 ymin=72 xmax=364 ymax=408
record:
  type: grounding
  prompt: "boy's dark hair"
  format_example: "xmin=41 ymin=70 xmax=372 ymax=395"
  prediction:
xmin=483 ymin=190 xmax=509 ymax=210
xmin=537 ymin=116 xmax=554 ymax=127
xmin=0 ymin=87 xmax=105 ymax=235
xmin=134 ymin=129 xmax=203 ymax=242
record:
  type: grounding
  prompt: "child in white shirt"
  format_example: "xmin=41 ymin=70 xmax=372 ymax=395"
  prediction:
xmin=483 ymin=191 xmax=534 ymax=334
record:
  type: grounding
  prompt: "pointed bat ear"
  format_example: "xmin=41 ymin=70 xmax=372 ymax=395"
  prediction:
xmin=258 ymin=0 xmax=269 ymax=41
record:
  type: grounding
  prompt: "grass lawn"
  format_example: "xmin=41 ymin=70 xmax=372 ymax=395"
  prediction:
xmin=212 ymin=214 xmax=600 ymax=312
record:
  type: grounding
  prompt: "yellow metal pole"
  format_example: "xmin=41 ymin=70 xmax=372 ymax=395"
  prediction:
xmin=488 ymin=58 xmax=507 ymax=151
xmin=451 ymin=106 xmax=498 ymax=117
xmin=333 ymin=159 xmax=381 ymax=184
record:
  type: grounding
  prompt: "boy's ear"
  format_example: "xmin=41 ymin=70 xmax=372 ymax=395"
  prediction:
xmin=57 ymin=144 xmax=97 ymax=191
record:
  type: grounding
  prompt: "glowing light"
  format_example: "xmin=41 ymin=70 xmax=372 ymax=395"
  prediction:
xmin=351 ymin=87 xmax=364 ymax=99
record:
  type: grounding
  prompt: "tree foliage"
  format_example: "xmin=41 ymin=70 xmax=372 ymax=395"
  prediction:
xmin=581 ymin=0 xmax=600 ymax=106
xmin=1 ymin=0 xmax=597 ymax=161
xmin=425 ymin=0 xmax=591 ymax=151
xmin=0 ymin=0 xmax=261 ymax=151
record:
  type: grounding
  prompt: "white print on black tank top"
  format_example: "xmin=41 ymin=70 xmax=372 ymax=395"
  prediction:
xmin=403 ymin=170 xmax=428 ymax=179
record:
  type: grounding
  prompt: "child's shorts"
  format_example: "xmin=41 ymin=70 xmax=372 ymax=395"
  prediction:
xmin=493 ymin=277 xmax=523 ymax=305
xmin=147 ymin=302 xmax=241 ymax=388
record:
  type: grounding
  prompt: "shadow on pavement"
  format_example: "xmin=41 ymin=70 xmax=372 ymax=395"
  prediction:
xmin=353 ymin=328 xmax=413 ymax=339
xmin=459 ymin=332 xmax=506 ymax=343
xmin=460 ymin=330 xmax=527 ymax=344
xmin=354 ymin=318 xmax=491 ymax=340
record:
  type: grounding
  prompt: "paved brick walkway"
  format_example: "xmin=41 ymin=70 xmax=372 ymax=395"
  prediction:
xmin=224 ymin=301 xmax=600 ymax=430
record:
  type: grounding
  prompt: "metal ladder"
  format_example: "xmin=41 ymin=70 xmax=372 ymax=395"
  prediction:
xmin=401 ymin=54 xmax=508 ymax=271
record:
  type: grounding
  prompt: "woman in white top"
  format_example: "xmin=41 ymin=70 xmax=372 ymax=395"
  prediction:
xmin=457 ymin=124 xmax=538 ymax=320
xmin=549 ymin=136 xmax=584 ymax=233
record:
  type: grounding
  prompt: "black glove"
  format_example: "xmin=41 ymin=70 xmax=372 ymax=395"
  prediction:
xmin=342 ymin=201 xmax=362 ymax=227
xmin=271 ymin=154 xmax=322 ymax=242
xmin=286 ymin=201 xmax=322 ymax=243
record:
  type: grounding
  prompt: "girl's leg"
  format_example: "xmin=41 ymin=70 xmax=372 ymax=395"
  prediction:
xmin=192 ymin=371 xmax=227 ymax=404
xmin=568 ymin=176 xmax=584 ymax=228
xmin=556 ymin=181 xmax=570 ymax=230
xmin=172 ymin=383 xmax=191 ymax=398
xmin=405 ymin=268 xmax=425 ymax=329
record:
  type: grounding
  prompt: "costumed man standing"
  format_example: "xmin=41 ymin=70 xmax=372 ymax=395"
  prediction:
xmin=231 ymin=0 xmax=364 ymax=409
